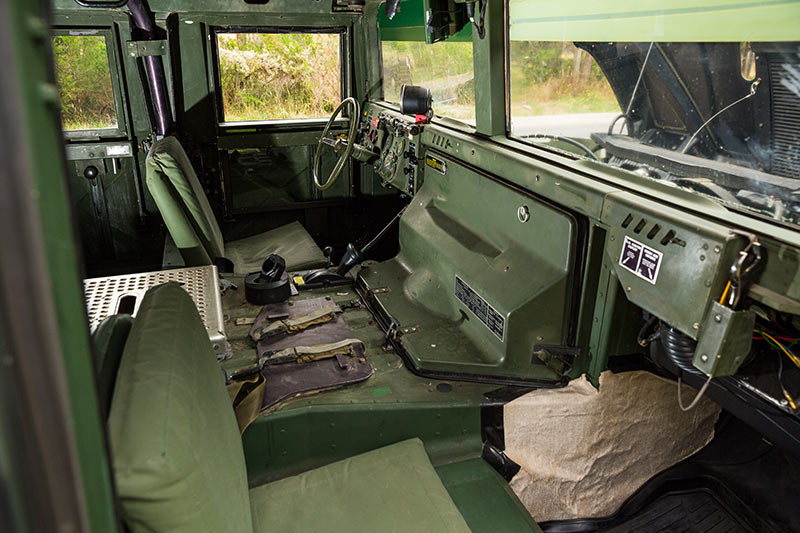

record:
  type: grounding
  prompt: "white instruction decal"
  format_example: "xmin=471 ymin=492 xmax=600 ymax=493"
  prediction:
xmin=455 ymin=275 xmax=505 ymax=341
xmin=619 ymin=236 xmax=663 ymax=284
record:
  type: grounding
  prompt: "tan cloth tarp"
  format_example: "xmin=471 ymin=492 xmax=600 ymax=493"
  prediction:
xmin=504 ymin=370 xmax=721 ymax=522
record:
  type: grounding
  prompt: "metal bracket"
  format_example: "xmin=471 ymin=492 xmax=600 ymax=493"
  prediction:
xmin=532 ymin=344 xmax=580 ymax=376
xmin=126 ymin=39 xmax=166 ymax=57
xmin=385 ymin=317 xmax=400 ymax=347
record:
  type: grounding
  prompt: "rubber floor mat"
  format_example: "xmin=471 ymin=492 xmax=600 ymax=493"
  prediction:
xmin=605 ymin=490 xmax=751 ymax=532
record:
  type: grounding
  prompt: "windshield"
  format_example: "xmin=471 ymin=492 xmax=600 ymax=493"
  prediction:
xmin=508 ymin=2 xmax=800 ymax=227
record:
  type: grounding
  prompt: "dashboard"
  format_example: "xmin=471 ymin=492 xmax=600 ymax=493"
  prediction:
xmin=357 ymin=106 xmax=424 ymax=196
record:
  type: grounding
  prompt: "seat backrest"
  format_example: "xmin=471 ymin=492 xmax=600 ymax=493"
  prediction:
xmin=146 ymin=136 xmax=225 ymax=266
xmin=108 ymin=282 xmax=252 ymax=532
xmin=91 ymin=313 xmax=133 ymax=418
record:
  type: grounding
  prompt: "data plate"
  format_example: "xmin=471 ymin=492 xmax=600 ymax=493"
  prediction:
xmin=455 ymin=275 xmax=505 ymax=341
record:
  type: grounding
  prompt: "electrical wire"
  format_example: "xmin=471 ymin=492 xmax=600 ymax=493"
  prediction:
xmin=753 ymin=327 xmax=800 ymax=412
xmin=757 ymin=329 xmax=800 ymax=369
xmin=776 ymin=346 xmax=798 ymax=411
xmin=719 ymin=281 xmax=731 ymax=305
xmin=678 ymin=373 xmax=714 ymax=411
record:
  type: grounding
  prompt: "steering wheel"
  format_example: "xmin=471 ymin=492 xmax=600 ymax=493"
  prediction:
xmin=313 ymin=97 xmax=361 ymax=191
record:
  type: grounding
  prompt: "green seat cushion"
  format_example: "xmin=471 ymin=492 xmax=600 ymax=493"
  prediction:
xmin=248 ymin=438 xmax=471 ymax=533
xmin=108 ymin=282 xmax=252 ymax=533
xmin=224 ymin=221 xmax=327 ymax=273
xmin=91 ymin=313 xmax=134 ymax=418
xmin=146 ymin=136 xmax=225 ymax=265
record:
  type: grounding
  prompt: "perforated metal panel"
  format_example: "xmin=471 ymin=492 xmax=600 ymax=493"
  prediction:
xmin=83 ymin=266 xmax=227 ymax=353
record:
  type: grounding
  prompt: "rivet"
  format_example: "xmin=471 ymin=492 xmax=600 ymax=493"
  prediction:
xmin=700 ymin=354 xmax=709 ymax=362
xmin=692 ymin=322 xmax=700 ymax=329
xmin=714 ymin=314 xmax=722 ymax=322
xmin=714 ymin=245 xmax=721 ymax=253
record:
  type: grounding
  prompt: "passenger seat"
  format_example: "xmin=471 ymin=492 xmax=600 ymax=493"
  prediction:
xmin=145 ymin=136 xmax=326 ymax=272
xmin=107 ymin=282 xmax=471 ymax=532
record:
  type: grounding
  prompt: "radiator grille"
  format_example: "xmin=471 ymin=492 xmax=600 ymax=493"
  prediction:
xmin=769 ymin=58 xmax=800 ymax=179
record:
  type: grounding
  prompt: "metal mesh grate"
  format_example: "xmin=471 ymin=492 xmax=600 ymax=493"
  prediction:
xmin=83 ymin=266 xmax=226 ymax=351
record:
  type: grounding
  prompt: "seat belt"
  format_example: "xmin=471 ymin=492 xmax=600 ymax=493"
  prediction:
xmin=224 ymin=337 xmax=364 ymax=432
xmin=260 ymin=338 xmax=364 ymax=365
xmin=250 ymin=303 xmax=341 ymax=341
xmin=226 ymin=372 xmax=266 ymax=434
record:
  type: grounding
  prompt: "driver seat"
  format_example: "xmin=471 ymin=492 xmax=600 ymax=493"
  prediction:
xmin=145 ymin=136 xmax=327 ymax=272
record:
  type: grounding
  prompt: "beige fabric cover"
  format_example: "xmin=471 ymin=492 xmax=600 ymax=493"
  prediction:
xmin=504 ymin=370 xmax=720 ymax=522
xmin=224 ymin=221 xmax=327 ymax=273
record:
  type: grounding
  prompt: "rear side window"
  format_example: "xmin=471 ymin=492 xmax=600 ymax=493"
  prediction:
xmin=216 ymin=31 xmax=343 ymax=123
xmin=52 ymin=34 xmax=119 ymax=131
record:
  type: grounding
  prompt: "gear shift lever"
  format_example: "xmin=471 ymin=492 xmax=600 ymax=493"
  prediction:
xmin=297 ymin=204 xmax=409 ymax=289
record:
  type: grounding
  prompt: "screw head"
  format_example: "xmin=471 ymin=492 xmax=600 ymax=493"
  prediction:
xmin=692 ymin=322 xmax=700 ymax=329
xmin=714 ymin=314 xmax=722 ymax=322
xmin=701 ymin=354 xmax=709 ymax=362
xmin=517 ymin=205 xmax=530 ymax=223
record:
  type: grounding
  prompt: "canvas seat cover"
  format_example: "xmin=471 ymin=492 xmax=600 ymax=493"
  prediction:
xmin=146 ymin=137 xmax=325 ymax=271
xmin=108 ymin=283 xmax=472 ymax=533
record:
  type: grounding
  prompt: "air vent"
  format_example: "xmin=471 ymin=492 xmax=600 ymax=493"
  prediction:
xmin=660 ymin=229 xmax=676 ymax=246
xmin=621 ymin=213 xmax=634 ymax=228
xmin=647 ymin=224 xmax=661 ymax=239
xmin=633 ymin=219 xmax=647 ymax=234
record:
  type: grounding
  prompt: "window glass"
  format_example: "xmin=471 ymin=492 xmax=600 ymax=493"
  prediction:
xmin=52 ymin=35 xmax=118 ymax=131
xmin=508 ymin=2 xmax=800 ymax=227
xmin=509 ymin=41 xmax=617 ymax=138
xmin=217 ymin=32 xmax=342 ymax=122
xmin=382 ymin=40 xmax=475 ymax=124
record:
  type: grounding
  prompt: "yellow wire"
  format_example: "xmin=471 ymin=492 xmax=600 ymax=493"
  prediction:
xmin=783 ymin=390 xmax=798 ymax=411
xmin=719 ymin=281 xmax=731 ymax=304
xmin=758 ymin=330 xmax=800 ymax=370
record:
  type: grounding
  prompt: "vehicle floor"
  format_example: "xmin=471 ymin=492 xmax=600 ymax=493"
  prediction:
xmin=539 ymin=413 xmax=800 ymax=532
xmin=220 ymin=272 xmax=540 ymax=532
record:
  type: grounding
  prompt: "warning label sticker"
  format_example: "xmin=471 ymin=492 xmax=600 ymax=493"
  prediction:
xmin=425 ymin=154 xmax=447 ymax=175
xmin=455 ymin=276 xmax=505 ymax=341
xmin=619 ymin=236 xmax=663 ymax=284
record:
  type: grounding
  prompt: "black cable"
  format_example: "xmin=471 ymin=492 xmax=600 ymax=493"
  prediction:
xmin=73 ymin=0 xmax=128 ymax=6
xmin=521 ymin=134 xmax=601 ymax=161
xmin=607 ymin=113 xmax=634 ymax=136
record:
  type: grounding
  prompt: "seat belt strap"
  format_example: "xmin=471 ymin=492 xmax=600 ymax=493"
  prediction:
xmin=259 ymin=338 xmax=365 ymax=366
xmin=226 ymin=372 xmax=266 ymax=434
xmin=251 ymin=303 xmax=341 ymax=341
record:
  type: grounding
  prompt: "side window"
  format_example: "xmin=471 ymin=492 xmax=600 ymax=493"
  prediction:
xmin=52 ymin=34 xmax=119 ymax=132
xmin=216 ymin=31 xmax=343 ymax=123
xmin=381 ymin=37 xmax=475 ymax=125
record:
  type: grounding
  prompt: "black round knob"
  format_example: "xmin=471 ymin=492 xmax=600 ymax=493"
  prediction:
xmin=84 ymin=165 xmax=99 ymax=180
